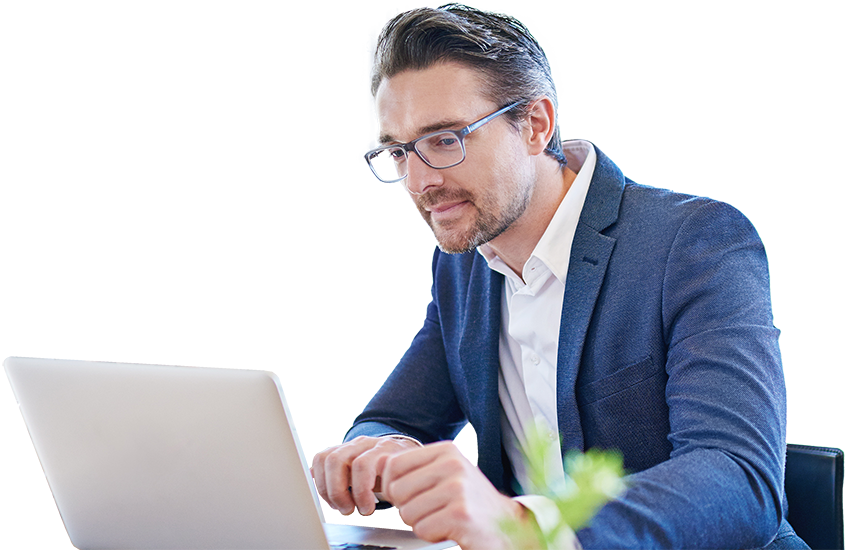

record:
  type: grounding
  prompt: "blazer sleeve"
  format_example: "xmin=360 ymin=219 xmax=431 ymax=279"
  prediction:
xmin=345 ymin=253 xmax=469 ymax=445
xmin=577 ymin=201 xmax=789 ymax=549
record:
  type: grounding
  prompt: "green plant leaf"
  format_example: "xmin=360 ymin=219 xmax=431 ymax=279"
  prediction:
xmin=501 ymin=421 xmax=627 ymax=548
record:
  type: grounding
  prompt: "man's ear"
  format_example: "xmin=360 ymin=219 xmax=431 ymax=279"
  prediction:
xmin=524 ymin=97 xmax=557 ymax=156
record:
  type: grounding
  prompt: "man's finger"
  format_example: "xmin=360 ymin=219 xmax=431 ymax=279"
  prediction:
xmin=350 ymin=438 xmax=419 ymax=514
xmin=382 ymin=456 xmax=465 ymax=506
xmin=396 ymin=482 xmax=452 ymax=532
xmin=391 ymin=508 xmax=411 ymax=529
xmin=323 ymin=448 xmax=365 ymax=514
xmin=315 ymin=437 xmax=385 ymax=514
xmin=349 ymin=451 xmax=382 ymax=515
xmin=310 ymin=453 xmax=330 ymax=507
xmin=381 ymin=441 xmax=460 ymax=504
xmin=406 ymin=502 xmax=464 ymax=545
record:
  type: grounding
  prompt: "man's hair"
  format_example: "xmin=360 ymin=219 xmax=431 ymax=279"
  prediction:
xmin=371 ymin=3 xmax=567 ymax=165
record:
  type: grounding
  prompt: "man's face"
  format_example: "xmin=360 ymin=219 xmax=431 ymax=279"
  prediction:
xmin=374 ymin=62 xmax=536 ymax=254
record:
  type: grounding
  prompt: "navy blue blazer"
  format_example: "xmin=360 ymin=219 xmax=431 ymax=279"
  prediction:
xmin=347 ymin=146 xmax=801 ymax=548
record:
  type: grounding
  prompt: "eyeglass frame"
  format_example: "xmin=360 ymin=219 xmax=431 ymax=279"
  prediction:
xmin=364 ymin=100 xmax=523 ymax=183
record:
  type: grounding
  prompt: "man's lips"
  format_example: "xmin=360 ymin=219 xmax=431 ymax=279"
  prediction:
xmin=426 ymin=201 xmax=467 ymax=216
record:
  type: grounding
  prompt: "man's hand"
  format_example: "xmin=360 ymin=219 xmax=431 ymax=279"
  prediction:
xmin=311 ymin=435 xmax=420 ymax=516
xmin=381 ymin=441 xmax=528 ymax=550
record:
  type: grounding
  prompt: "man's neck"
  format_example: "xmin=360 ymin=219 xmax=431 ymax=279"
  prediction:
xmin=486 ymin=164 xmax=577 ymax=280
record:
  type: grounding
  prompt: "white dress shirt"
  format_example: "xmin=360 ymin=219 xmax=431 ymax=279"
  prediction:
xmin=478 ymin=140 xmax=597 ymax=494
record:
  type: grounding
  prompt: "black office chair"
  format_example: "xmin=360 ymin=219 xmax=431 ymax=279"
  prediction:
xmin=785 ymin=444 xmax=844 ymax=549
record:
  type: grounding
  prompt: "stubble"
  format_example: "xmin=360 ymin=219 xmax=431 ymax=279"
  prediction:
xmin=416 ymin=181 xmax=533 ymax=254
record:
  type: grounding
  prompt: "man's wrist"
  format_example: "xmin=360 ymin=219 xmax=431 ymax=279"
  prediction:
xmin=380 ymin=434 xmax=423 ymax=447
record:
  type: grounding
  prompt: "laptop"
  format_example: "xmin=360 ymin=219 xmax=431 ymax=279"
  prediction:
xmin=3 ymin=356 xmax=456 ymax=550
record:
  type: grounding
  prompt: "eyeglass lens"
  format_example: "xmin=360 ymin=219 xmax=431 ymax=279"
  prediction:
xmin=368 ymin=131 xmax=464 ymax=183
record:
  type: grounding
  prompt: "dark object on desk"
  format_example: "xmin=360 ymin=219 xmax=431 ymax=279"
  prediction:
xmin=355 ymin=500 xmax=393 ymax=521
xmin=785 ymin=444 xmax=844 ymax=550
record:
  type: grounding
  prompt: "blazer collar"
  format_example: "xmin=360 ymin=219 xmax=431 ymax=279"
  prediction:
xmin=557 ymin=145 xmax=625 ymax=453
xmin=578 ymin=145 xmax=625 ymax=232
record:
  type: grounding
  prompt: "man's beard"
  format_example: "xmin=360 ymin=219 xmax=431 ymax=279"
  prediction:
xmin=415 ymin=182 xmax=533 ymax=254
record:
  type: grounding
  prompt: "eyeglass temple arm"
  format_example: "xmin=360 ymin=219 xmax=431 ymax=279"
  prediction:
xmin=461 ymin=101 xmax=523 ymax=135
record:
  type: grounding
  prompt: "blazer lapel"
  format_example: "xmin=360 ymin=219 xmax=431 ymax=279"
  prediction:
xmin=557 ymin=146 xmax=624 ymax=454
xmin=457 ymin=259 xmax=508 ymax=489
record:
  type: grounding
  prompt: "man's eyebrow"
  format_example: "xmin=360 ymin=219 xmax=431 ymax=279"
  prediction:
xmin=378 ymin=133 xmax=397 ymax=145
xmin=379 ymin=118 xmax=467 ymax=145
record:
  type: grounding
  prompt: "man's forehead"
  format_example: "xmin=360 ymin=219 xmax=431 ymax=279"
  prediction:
xmin=374 ymin=63 xmax=493 ymax=143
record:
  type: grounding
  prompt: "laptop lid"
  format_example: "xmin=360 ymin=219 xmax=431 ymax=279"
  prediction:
xmin=3 ymin=357 xmax=454 ymax=550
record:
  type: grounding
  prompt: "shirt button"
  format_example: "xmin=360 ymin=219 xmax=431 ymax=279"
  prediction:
xmin=530 ymin=354 xmax=541 ymax=365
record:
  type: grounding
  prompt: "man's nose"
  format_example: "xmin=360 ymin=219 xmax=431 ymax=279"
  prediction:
xmin=404 ymin=152 xmax=443 ymax=196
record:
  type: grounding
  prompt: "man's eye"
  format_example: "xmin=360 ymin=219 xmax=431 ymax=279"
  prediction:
xmin=389 ymin=148 xmax=406 ymax=160
xmin=428 ymin=135 xmax=457 ymax=148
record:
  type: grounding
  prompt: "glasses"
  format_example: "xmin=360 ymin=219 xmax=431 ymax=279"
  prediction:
xmin=364 ymin=101 xmax=522 ymax=183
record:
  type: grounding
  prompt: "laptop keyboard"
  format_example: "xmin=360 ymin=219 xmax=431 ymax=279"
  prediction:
xmin=330 ymin=544 xmax=397 ymax=550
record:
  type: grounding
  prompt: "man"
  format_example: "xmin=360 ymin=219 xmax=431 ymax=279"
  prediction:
xmin=312 ymin=4 xmax=806 ymax=549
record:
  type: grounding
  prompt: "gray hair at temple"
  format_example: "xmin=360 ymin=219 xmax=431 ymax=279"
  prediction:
xmin=371 ymin=3 xmax=567 ymax=166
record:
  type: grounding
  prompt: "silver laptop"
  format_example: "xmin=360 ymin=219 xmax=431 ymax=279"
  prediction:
xmin=3 ymin=357 xmax=455 ymax=550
